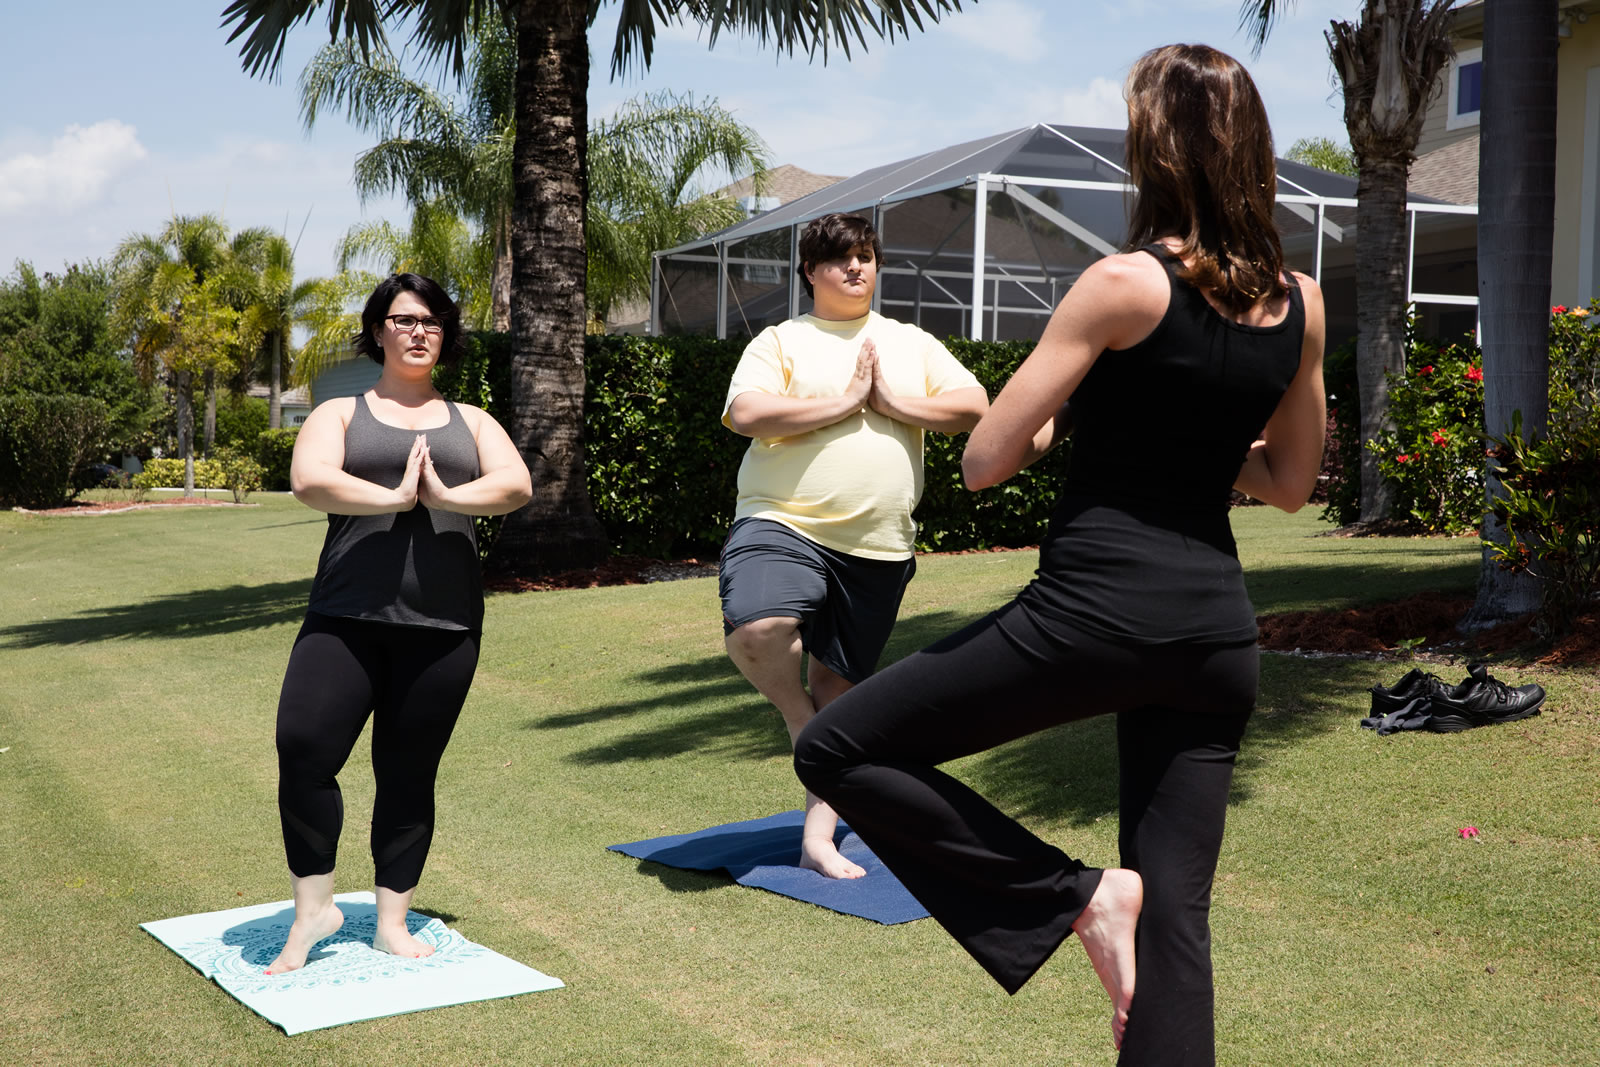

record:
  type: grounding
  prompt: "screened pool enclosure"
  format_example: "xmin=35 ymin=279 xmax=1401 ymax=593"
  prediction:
xmin=650 ymin=124 xmax=1479 ymax=348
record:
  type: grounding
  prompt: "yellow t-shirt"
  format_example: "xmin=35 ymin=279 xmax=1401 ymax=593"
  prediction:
xmin=721 ymin=311 xmax=982 ymax=560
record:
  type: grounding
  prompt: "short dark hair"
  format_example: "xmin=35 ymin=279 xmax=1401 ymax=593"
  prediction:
xmin=353 ymin=272 xmax=466 ymax=367
xmin=798 ymin=213 xmax=884 ymax=298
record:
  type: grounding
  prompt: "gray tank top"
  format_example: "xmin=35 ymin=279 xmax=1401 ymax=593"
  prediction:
xmin=307 ymin=394 xmax=483 ymax=631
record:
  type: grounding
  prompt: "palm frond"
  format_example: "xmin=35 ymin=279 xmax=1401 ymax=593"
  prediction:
xmin=600 ymin=0 xmax=966 ymax=78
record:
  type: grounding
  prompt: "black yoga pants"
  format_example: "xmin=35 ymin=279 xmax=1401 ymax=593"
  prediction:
xmin=275 ymin=612 xmax=479 ymax=892
xmin=794 ymin=599 xmax=1255 ymax=1067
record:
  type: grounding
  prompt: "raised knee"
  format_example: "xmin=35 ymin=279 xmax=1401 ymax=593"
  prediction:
xmin=725 ymin=616 xmax=799 ymax=661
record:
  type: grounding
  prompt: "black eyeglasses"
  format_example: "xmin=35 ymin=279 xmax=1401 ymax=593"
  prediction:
xmin=386 ymin=314 xmax=444 ymax=334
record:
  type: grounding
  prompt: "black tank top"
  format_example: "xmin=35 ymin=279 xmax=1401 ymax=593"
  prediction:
xmin=307 ymin=394 xmax=484 ymax=631
xmin=1014 ymin=245 xmax=1305 ymax=644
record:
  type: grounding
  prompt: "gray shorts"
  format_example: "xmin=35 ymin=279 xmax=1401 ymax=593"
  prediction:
xmin=719 ymin=518 xmax=916 ymax=684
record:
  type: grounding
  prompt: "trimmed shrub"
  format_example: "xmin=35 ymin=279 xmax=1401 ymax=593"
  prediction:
xmin=579 ymin=334 xmax=1065 ymax=558
xmin=214 ymin=446 xmax=264 ymax=503
xmin=132 ymin=457 xmax=227 ymax=490
xmin=256 ymin=427 xmax=299 ymax=491
xmin=0 ymin=393 xmax=110 ymax=508
xmin=215 ymin=395 xmax=269 ymax=450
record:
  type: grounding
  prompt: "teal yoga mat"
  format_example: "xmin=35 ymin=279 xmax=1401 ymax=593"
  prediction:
xmin=140 ymin=892 xmax=563 ymax=1035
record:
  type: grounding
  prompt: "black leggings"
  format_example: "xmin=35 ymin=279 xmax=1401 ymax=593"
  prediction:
xmin=794 ymin=599 xmax=1254 ymax=1067
xmin=275 ymin=612 xmax=479 ymax=892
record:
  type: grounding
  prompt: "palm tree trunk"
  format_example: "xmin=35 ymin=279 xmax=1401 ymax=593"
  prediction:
xmin=486 ymin=0 xmax=608 ymax=576
xmin=492 ymin=215 xmax=512 ymax=332
xmin=1464 ymin=0 xmax=1557 ymax=629
xmin=175 ymin=369 xmax=195 ymax=498
xmin=203 ymin=367 xmax=217 ymax=452
xmin=1354 ymin=156 xmax=1408 ymax=522
xmin=269 ymin=331 xmax=283 ymax=430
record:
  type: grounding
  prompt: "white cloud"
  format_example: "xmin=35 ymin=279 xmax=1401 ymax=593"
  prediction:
xmin=0 ymin=121 xmax=147 ymax=215
xmin=1055 ymin=77 xmax=1129 ymax=128
xmin=945 ymin=0 xmax=1049 ymax=63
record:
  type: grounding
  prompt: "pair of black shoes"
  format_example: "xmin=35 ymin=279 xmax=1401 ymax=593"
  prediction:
xmin=1362 ymin=663 xmax=1546 ymax=735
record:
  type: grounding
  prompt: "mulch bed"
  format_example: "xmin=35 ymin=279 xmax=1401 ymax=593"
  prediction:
xmin=1257 ymin=591 xmax=1600 ymax=668
xmin=494 ymin=551 xmax=1598 ymax=668
xmin=15 ymin=497 xmax=250 ymax=516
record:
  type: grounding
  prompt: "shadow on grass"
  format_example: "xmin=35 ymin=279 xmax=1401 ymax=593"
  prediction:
xmin=0 ymin=579 xmax=310 ymax=648
xmin=532 ymin=610 xmax=976 ymax=767
xmin=963 ymin=652 xmax=1387 ymax=831
xmin=539 ymin=590 xmax=1395 ymax=831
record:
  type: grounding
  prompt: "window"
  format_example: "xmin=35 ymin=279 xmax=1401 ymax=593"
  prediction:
xmin=1447 ymin=47 xmax=1482 ymax=130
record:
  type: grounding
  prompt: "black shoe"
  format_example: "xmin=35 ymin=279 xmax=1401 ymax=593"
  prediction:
xmin=1369 ymin=668 xmax=1444 ymax=716
xmin=1427 ymin=663 xmax=1546 ymax=733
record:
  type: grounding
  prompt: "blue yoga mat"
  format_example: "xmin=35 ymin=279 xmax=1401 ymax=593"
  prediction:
xmin=608 ymin=810 xmax=929 ymax=925
xmin=141 ymin=893 xmax=563 ymax=1034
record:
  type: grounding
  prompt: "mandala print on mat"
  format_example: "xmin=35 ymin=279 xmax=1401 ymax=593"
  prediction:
xmin=194 ymin=911 xmax=487 ymax=996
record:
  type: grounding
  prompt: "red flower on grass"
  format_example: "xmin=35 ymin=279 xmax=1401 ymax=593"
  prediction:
xmin=1465 ymin=366 xmax=1484 ymax=382
xmin=1432 ymin=430 xmax=1449 ymax=447
xmin=1459 ymin=826 xmax=1480 ymax=840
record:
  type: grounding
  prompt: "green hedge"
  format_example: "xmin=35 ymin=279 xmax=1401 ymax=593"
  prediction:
xmin=256 ymin=427 xmax=299 ymax=491
xmin=578 ymin=334 xmax=1067 ymax=558
xmin=0 ymin=393 xmax=110 ymax=508
xmin=133 ymin=457 xmax=227 ymax=490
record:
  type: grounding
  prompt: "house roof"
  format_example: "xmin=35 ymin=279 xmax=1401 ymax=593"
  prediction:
xmin=719 ymin=163 xmax=842 ymax=204
xmin=658 ymin=123 xmax=1411 ymax=259
xmin=246 ymin=383 xmax=310 ymax=407
xmin=1409 ymin=136 xmax=1478 ymax=205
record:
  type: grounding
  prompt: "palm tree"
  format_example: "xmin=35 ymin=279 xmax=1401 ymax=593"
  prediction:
xmin=1244 ymin=0 xmax=1456 ymax=524
xmin=337 ymin=199 xmax=496 ymax=328
xmin=228 ymin=229 xmax=320 ymax=429
xmin=111 ymin=214 xmax=242 ymax=495
xmin=587 ymin=91 xmax=769 ymax=330
xmin=287 ymin=269 xmax=384 ymax=390
xmin=223 ymin=0 xmax=967 ymax=576
xmin=1463 ymin=0 xmax=1557 ymax=628
xmin=299 ymin=22 xmax=515 ymax=329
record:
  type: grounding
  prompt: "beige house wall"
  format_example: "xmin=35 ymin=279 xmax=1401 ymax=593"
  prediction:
xmin=1553 ymin=20 xmax=1600 ymax=306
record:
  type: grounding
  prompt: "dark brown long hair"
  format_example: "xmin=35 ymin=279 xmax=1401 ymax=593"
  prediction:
xmin=1123 ymin=43 xmax=1286 ymax=314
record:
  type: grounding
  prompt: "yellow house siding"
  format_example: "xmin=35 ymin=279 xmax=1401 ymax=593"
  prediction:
xmin=1553 ymin=20 xmax=1600 ymax=305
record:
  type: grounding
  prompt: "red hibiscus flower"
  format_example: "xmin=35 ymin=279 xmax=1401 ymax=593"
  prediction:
xmin=1553 ymin=305 xmax=1568 ymax=315
xmin=1418 ymin=365 xmax=1435 ymax=376
xmin=1432 ymin=430 xmax=1449 ymax=447
xmin=1396 ymin=454 xmax=1412 ymax=463
xmin=1465 ymin=366 xmax=1484 ymax=382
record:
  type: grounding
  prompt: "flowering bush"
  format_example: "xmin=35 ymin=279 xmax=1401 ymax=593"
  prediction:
xmin=1486 ymin=302 xmax=1600 ymax=636
xmin=1368 ymin=326 xmax=1486 ymax=534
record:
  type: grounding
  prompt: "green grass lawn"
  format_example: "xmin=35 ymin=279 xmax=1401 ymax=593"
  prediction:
xmin=2 ymin=494 xmax=1595 ymax=1065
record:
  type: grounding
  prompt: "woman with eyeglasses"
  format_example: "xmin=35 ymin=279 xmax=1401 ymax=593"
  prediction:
xmin=265 ymin=272 xmax=531 ymax=974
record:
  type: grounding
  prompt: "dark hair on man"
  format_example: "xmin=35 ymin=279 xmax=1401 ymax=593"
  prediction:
xmin=1122 ymin=43 xmax=1287 ymax=314
xmin=797 ymin=213 xmax=885 ymax=298
xmin=352 ymin=272 xmax=466 ymax=367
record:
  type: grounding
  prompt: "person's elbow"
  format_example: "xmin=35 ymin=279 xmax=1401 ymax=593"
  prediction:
xmin=962 ymin=452 xmax=1002 ymax=491
xmin=508 ymin=468 xmax=533 ymax=510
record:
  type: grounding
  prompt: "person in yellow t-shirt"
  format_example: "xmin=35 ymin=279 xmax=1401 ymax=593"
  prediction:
xmin=719 ymin=212 xmax=988 ymax=879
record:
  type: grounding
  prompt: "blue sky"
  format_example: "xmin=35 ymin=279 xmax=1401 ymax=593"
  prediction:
xmin=3 ymin=0 xmax=1355 ymax=283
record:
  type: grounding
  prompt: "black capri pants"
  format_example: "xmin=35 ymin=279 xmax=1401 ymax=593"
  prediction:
xmin=794 ymin=598 xmax=1255 ymax=1067
xmin=275 ymin=612 xmax=480 ymax=892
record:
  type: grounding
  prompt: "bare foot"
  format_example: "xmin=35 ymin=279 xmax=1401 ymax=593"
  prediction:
xmin=1071 ymin=868 xmax=1142 ymax=1050
xmin=372 ymin=923 xmax=436 ymax=960
xmin=264 ymin=902 xmax=345 ymax=975
xmin=799 ymin=835 xmax=867 ymax=879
